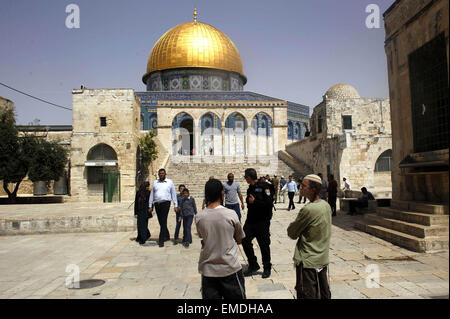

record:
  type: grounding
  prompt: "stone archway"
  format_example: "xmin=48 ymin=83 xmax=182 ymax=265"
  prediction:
xmin=200 ymin=113 xmax=221 ymax=155
xmin=172 ymin=113 xmax=194 ymax=156
xmin=85 ymin=143 xmax=120 ymax=202
xmin=225 ymin=112 xmax=247 ymax=155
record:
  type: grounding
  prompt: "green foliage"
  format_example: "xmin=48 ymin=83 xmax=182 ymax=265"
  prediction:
xmin=139 ymin=130 xmax=158 ymax=165
xmin=0 ymin=107 xmax=68 ymax=200
xmin=28 ymin=139 xmax=68 ymax=182
xmin=0 ymin=108 xmax=28 ymax=184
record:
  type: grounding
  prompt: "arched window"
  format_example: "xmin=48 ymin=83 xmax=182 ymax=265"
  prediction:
xmin=149 ymin=114 xmax=157 ymax=133
xmin=288 ymin=121 xmax=294 ymax=139
xmin=295 ymin=123 xmax=301 ymax=140
xmin=375 ymin=149 xmax=392 ymax=172
xmin=86 ymin=144 xmax=118 ymax=191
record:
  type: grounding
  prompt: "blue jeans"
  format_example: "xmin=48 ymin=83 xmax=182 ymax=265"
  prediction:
xmin=225 ymin=203 xmax=241 ymax=221
xmin=174 ymin=211 xmax=182 ymax=240
xmin=182 ymin=215 xmax=194 ymax=244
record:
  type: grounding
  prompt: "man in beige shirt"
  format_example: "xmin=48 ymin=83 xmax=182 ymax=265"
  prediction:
xmin=195 ymin=179 xmax=246 ymax=299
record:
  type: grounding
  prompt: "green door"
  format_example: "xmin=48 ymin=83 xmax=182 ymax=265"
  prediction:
xmin=103 ymin=170 xmax=120 ymax=202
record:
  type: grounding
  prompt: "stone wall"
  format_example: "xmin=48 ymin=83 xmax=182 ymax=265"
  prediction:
xmin=285 ymin=95 xmax=392 ymax=195
xmin=0 ymin=96 xmax=14 ymax=113
xmin=70 ymin=89 xmax=140 ymax=202
xmin=384 ymin=0 xmax=449 ymax=203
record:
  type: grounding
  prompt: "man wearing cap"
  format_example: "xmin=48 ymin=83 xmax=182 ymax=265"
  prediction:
xmin=287 ymin=174 xmax=332 ymax=299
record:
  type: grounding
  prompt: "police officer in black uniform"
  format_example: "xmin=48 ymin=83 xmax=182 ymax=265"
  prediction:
xmin=242 ymin=168 xmax=274 ymax=279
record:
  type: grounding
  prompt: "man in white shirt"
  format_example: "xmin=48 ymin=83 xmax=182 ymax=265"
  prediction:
xmin=282 ymin=176 xmax=299 ymax=211
xmin=149 ymin=168 xmax=179 ymax=247
xmin=342 ymin=177 xmax=351 ymax=198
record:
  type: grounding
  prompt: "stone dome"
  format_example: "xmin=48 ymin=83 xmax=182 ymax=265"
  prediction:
xmin=143 ymin=20 xmax=245 ymax=84
xmin=325 ymin=84 xmax=360 ymax=99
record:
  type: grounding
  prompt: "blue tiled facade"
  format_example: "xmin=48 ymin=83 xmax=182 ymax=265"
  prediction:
xmin=287 ymin=101 xmax=310 ymax=140
xmin=136 ymin=91 xmax=310 ymax=141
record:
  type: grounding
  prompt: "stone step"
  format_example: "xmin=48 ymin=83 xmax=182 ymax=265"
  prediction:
xmin=0 ymin=214 xmax=135 ymax=236
xmin=354 ymin=222 xmax=449 ymax=253
xmin=377 ymin=207 xmax=449 ymax=226
xmin=390 ymin=200 xmax=449 ymax=215
xmin=364 ymin=214 xmax=449 ymax=238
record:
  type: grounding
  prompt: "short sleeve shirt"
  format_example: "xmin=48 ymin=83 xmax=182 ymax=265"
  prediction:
xmin=195 ymin=206 xmax=245 ymax=277
xmin=223 ymin=182 xmax=242 ymax=205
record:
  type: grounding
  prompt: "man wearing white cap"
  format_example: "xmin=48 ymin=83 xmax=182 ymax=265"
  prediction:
xmin=287 ymin=174 xmax=332 ymax=299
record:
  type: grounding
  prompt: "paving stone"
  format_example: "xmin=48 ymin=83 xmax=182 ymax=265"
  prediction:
xmin=0 ymin=202 xmax=448 ymax=299
xmin=257 ymin=283 xmax=286 ymax=292
xmin=330 ymin=284 xmax=367 ymax=299
xmin=358 ymin=286 xmax=397 ymax=298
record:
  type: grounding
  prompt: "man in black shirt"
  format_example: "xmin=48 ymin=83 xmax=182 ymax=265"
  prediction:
xmin=242 ymin=168 xmax=274 ymax=279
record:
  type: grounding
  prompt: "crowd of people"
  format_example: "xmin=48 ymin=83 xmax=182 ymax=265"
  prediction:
xmin=133 ymin=168 xmax=376 ymax=300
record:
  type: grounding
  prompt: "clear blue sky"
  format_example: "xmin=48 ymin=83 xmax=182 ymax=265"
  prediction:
xmin=0 ymin=0 xmax=394 ymax=125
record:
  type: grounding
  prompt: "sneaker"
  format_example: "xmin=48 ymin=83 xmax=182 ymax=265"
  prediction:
xmin=262 ymin=269 xmax=271 ymax=279
xmin=243 ymin=264 xmax=260 ymax=277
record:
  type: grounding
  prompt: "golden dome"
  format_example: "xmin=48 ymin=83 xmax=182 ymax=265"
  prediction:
xmin=144 ymin=20 xmax=245 ymax=81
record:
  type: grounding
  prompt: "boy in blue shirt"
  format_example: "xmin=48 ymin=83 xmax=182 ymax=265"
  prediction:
xmin=180 ymin=188 xmax=198 ymax=247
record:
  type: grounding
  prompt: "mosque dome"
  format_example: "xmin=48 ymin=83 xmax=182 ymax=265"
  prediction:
xmin=324 ymin=84 xmax=360 ymax=99
xmin=143 ymin=15 xmax=246 ymax=86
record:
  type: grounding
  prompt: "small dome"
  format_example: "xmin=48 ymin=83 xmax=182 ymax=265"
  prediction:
xmin=325 ymin=84 xmax=360 ymax=99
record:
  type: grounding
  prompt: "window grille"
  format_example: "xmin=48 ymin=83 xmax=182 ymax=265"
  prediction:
xmin=408 ymin=33 xmax=449 ymax=153
xmin=342 ymin=115 xmax=352 ymax=130
xmin=375 ymin=149 xmax=392 ymax=172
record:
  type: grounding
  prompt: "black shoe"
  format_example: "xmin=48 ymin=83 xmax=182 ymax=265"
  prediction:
xmin=158 ymin=241 xmax=164 ymax=247
xmin=243 ymin=264 xmax=260 ymax=277
xmin=173 ymin=239 xmax=178 ymax=245
xmin=262 ymin=269 xmax=271 ymax=279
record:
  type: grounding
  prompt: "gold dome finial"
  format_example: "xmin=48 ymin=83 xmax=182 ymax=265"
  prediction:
xmin=193 ymin=8 xmax=197 ymax=22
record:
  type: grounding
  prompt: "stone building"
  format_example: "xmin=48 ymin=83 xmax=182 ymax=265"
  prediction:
xmin=355 ymin=0 xmax=449 ymax=252
xmin=383 ymin=0 xmax=448 ymax=204
xmin=285 ymin=83 xmax=392 ymax=196
xmin=1 ymin=12 xmax=310 ymax=202
xmin=0 ymin=96 xmax=14 ymax=113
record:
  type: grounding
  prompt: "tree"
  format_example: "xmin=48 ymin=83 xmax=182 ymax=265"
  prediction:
xmin=0 ymin=108 xmax=68 ymax=202
xmin=137 ymin=130 xmax=158 ymax=185
xmin=28 ymin=139 xmax=68 ymax=183
xmin=0 ymin=108 xmax=28 ymax=201
xmin=139 ymin=130 xmax=158 ymax=165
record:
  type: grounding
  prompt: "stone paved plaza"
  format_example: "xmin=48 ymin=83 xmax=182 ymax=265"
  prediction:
xmin=0 ymin=201 xmax=448 ymax=299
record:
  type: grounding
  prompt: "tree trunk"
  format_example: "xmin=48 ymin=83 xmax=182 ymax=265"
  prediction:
xmin=3 ymin=180 xmax=19 ymax=203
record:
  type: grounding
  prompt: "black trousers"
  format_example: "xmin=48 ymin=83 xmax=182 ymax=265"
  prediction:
xmin=288 ymin=192 xmax=295 ymax=210
xmin=295 ymin=263 xmax=331 ymax=299
xmin=202 ymin=269 xmax=246 ymax=299
xmin=242 ymin=220 xmax=271 ymax=270
xmin=328 ymin=195 xmax=337 ymax=216
xmin=136 ymin=209 xmax=150 ymax=244
xmin=154 ymin=201 xmax=171 ymax=244
xmin=349 ymin=200 xmax=367 ymax=213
